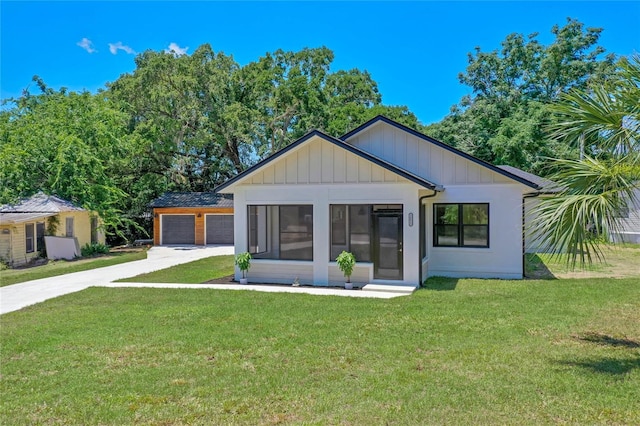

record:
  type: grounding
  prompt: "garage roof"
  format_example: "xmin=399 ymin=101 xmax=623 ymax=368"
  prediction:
xmin=150 ymin=192 xmax=233 ymax=208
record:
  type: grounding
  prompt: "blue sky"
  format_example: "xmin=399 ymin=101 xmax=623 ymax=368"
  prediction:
xmin=1 ymin=1 xmax=638 ymax=124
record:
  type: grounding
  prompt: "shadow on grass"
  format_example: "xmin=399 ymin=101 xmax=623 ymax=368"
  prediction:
xmin=525 ymin=254 xmax=557 ymax=279
xmin=575 ymin=332 xmax=640 ymax=348
xmin=559 ymin=332 xmax=640 ymax=376
xmin=559 ymin=356 xmax=640 ymax=375
xmin=421 ymin=277 xmax=459 ymax=291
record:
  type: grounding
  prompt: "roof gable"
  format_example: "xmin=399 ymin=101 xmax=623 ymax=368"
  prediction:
xmin=215 ymin=130 xmax=441 ymax=193
xmin=341 ymin=115 xmax=541 ymax=190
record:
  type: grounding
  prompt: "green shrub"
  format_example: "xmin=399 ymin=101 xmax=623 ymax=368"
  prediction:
xmin=81 ymin=243 xmax=110 ymax=257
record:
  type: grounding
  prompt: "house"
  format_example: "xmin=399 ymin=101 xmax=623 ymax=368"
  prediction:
xmin=0 ymin=192 xmax=104 ymax=266
xmin=215 ymin=116 xmax=545 ymax=289
xmin=611 ymin=187 xmax=640 ymax=244
xmin=150 ymin=192 xmax=234 ymax=245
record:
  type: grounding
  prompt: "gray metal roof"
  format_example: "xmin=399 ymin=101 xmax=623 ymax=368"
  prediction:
xmin=497 ymin=165 xmax=561 ymax=193
xmin=0 ymin=212 xmax=56 ymax=224
xmin=150 ymin=192 xmax=234 ymax=208
xmin=0 ymin=192 xmax=85 ymax=213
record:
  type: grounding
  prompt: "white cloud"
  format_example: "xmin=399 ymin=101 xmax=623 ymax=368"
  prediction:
xmin=165 ymin=42 xmax=188 ymax=56
xmin=77 ymin=38 xmax=96 ymax=53
xmin=108 ymin=42 xmax=135 ymax=55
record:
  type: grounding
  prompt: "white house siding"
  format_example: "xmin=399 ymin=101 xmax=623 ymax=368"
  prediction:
xmin=247 ymin=261 xmax=314 ymax=285
xmin=233 ymin=181 xmax=422 ymax=287
xmin=522 ymin=196 xmax=557 ymax=253
xmin=345 ymin=121 xmax=512 ymax=186
xmin=328 ymin=263 xmax=372 ymax=286
xmin=425 ymin=184 xmax=525 ymax=279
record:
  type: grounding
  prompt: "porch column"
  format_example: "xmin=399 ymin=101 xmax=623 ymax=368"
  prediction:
xmin=313 ymin=188 xmax=329 ymax=286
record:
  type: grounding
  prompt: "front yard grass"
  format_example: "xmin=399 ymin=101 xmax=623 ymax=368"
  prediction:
xmin=1 ymin=278 xmax=639 ymax=424
xmin=115 ymin=255 xmax=234 ymax=283
xmin=1 ymin=250 xmax=147 ymax=287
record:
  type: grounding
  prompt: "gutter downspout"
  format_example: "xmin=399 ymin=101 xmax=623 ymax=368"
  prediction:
xmin=522 ymin=192 xmax=542 ymax=278
xmin=418 ymin=189 xmax=440 ymax=287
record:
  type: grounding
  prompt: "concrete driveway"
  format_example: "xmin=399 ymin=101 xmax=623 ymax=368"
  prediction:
xmin=0 ymin=246 xmax=234 ymax=315
xmin=1 ymin=245 xmax=412 ymax=315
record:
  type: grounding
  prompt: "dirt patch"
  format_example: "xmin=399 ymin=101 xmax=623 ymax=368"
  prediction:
xmin=527 ymin=245 xmax=640 ymax=279
xmin=202 ymin=275 xmax=237 ymax=284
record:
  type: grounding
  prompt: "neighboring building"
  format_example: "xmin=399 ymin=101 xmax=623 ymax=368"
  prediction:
xmin=150 ymin=192 xmax=234 ymax=245
xmin=215 ymin=116 xmax=545 ymax=289
xmin=500 ymin=166 xmax=640 ymax=248
xmin=0 ymin=192 xmax=104 ymax=266
xmin=611 ymin=187 xmax=640 ymax=244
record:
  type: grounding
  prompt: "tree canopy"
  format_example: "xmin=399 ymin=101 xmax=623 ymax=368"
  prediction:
xmin=0 ymin=78 xmax=138 ymax=237
xmin=425 ymin=18 xmax=616 ymax=175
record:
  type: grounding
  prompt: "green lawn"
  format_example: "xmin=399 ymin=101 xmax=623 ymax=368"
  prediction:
xmin=1 ymin=250 xmax=148 ymax=287
xmin=2 ymin=278 xmax=639 ymax=424
xmin=115 ymin=255 xmax=234 ymax=283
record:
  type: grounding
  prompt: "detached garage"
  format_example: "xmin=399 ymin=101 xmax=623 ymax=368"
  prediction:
xmin=150 ymin=193 xmax=233 ymax=246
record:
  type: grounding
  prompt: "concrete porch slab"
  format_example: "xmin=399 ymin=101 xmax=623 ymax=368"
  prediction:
xmin=361 ymin=284 xmax=418 ymax=294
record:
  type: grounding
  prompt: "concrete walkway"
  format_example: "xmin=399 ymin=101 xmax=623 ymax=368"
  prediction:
xmin=1 ymin=246 xmax=407 ymax=315
xmin=0 ymin=246 xmax=233 ymax=315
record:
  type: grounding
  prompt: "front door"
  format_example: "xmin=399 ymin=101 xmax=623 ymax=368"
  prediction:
xmin=373 ymin=207 xmax=403 ymax=280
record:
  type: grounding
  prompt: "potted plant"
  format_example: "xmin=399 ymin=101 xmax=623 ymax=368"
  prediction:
xmin=336 ymin=251 xmax=356 ymax=289
xmin=235 ymin=252 xmax=252 ymax=284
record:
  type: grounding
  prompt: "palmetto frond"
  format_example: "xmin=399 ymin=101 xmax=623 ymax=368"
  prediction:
xmin=534 ymin=54 xmax=640 ymax=268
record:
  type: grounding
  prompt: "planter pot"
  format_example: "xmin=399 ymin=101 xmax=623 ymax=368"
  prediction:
xmin=240 ymin=278 xmax=248 ymax=285
xmin=345 ymin=282 xmax=353 ymax=290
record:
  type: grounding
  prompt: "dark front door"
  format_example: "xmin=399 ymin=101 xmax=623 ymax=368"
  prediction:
xmin=373 ymin=209 xmax=403 ymax=280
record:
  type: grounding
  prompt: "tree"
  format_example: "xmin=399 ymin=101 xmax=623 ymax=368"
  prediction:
xmin=109 ymin=44 xmax=422 ymax=182
xmin=0 ymin=77 xmax=139 ymax=238
xmin=426 ymin=18 xmax=616 ymax=175
xmin=531 ymin=55 xmax=640 ymax=267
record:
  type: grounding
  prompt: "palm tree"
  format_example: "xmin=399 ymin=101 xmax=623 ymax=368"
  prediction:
xmin=531 ymin=54 xmax=640 ymax=268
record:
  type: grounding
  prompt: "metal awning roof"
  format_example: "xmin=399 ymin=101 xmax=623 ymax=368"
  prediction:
xmin=0 ymin=212 xmax=56 ymax=224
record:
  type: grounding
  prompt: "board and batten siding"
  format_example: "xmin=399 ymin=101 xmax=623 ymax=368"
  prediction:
xmin=248 ymin=137 xmax=407 ymax=186
xmin=344 ymin=121 xmax=512 ymax=186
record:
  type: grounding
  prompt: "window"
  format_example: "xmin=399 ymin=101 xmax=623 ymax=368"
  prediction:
xmin=25 ymin=223 xmax=35 ymax=253
xmin=248 ymin=205 xmax=313 ymax=260
xmin=36 ymin=222 xmax=45 ymax=254
xmin=66 ymin=217 xmax=74 ymax=237
xmin=91 ymin=217 xmax=98 ymax=243
xmin=434 ymin=203 xmax=489 ymax=247
xmin=330 ymin=205 xmax=372 ymax=261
